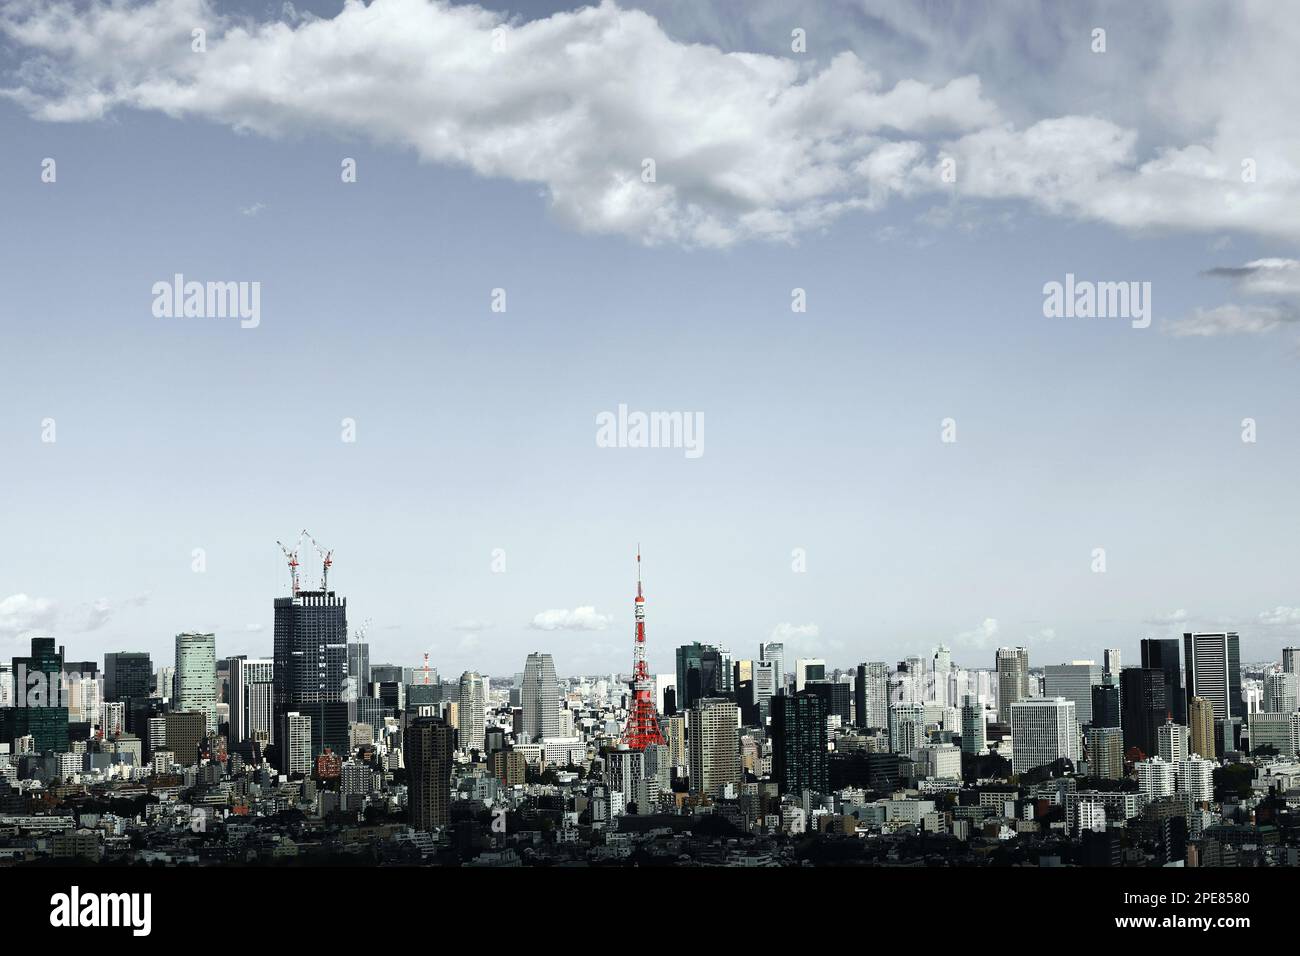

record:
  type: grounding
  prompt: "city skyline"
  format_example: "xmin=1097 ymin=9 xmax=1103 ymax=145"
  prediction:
xmin=4 ymin=0 xmax=1300 ymax=677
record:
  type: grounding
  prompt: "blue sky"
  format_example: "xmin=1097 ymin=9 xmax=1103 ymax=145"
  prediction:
xmin=2 ymin=0 xmax=1300 ymax=678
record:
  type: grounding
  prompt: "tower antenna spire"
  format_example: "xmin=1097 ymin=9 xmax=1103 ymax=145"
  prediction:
xmin=623 ymin=545 xmax=664 ymax=751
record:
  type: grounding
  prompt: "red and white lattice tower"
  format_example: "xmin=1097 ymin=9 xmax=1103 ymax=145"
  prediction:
xmin=622 ymin=549 xmax=665 ymax=750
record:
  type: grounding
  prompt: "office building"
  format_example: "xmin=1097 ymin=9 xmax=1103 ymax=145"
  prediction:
xmin=932 ymin=645 xmax=952 ymax=705
xmin=1141 ymin=638 xmax=1186 ymax=725
xmin=347 ymin=641 xmax=370 ymax=696
xmin=688 ymin=697 xmax=740 ymax=799
xmin=770 ymin=691 xmax=828 ymax=795
xmin=3 ymin=637 xmax=70 ymax=754
xmin=1103 ymin=648 xmax=1121 ymax=678
xmin=760 ymin=642 xmax=785 ymax=694
xmin=1009 ymin=697 xmax=1078 ymax=774
xmin=174 ymin=632 xmax=218 ymax=732
xmin=230 ymin=657 xmax=274 ymax=745
xmin=676 ymin=643 xmax=732 ymax=710
xmin=1157 ymin=720 xmax=1189 ymax=763
xmin=273 ymin=589 xmax=349 ymax=765
xmin=163 ymin=711 xmax=207 ymax=766
xmin=805 ymin=679 xmax=851 ymax=725
xmin=794 ymin=658 xmax=826 ymax=693
xmin=961 ymin=694 xmax=986 ymax=755
xmin=996 ymin=647 xmax=1029 ymax=723
xmin=284 ymin=711 xmax=313 ymax=775
xmin=1091 ymin=680 xmax=1120 ymax=728
xmin=1120 ymin=667 xmax=1168 ymax=760
xmin=1284 ymin=647 xmax=1300 ymax=676
xmin=521 ymin=652 xmax=561 ymax=741
xmin=1043 ymin=661 xmax=1102 ymax=725
xmin=1183 ymin=632 xmax=1243 ymax=728
xmin=103 ymin=652 xmax=152 ymax=702
xmin=889 ymin=703 xmax=927 ymax=754
xmin=1085 ymin=725 xmax=1125 ymax=779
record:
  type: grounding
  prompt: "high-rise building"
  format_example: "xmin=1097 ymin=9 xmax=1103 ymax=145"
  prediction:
xmin=1120 ymin=667 xmax=1168 ymax=760
xmin=347 ymin=641 xmax=370 ymax=695
xmin=753 ymin=660 xmax=777 ymax=724
xmin=457 ymin=671 xmax=486 ymax=754
xmin=676 ymin=643 xmax=731 ymax=710
xmin=1091 ymin=680 xmax=1121 ymax=728
xmin=1085 ymin=725 xmax=1125 ymax=779
xmin=1043 ymin=661 xmax=1102 ymax=725
xmin=230 ymin=657 xmax=274 ymax=745
xmin=960 ymin=694 xmax=986 ymax=755
xmin=688 ymin=697 xmax=740 ymax=799
xmin=932 ymin=645 xmax=952 ymax=705
xmin=1189 ymin=695 xmax=1216 ymax=759
xmin=1177 ymin=754 xmax=1215 ymax=803
xmin=771 ymin=691 xmax=828 ymax=795
xmin=1247 ymin=710 xmax=1300 ymax=757
xmin=804 ymin=679 xmax=851 ymax=725
xmin=889 ymin=703 xmax=926 ymax=754
xmin=1183 ymin=632 xmax=1243 ymax=728
xmin=163 ymin=710 xmax=207 ymax=767
xmin=284 ymin=711 xmax=313 ymax=775
xmin=855 ymin=662 xmax=889 ymax=730
xmin=1009 ymin=697 xmax=1078 ymax=774
xmin=1157 ymin=719 xmax=1189 ymax=763
xmin=103 ymin=652 xmax=152 ymax=702
xmin=996 ymin=647 xmax=1029 ymax=723
xmin=174 ymin=633 xmax=217 ymax=732
xmin=661 ymin=713 xmax=688 ymax=771
xmin=407 ymin=715 xmax=455 ymax=830
xmin=521 ymin=652 xmax=561 ymax=741
xmin=1141 ymin=638 xmax=1186 ymax=725
xmin=1284 ymin=647 xmax=1300 ymax=676
xmin=273 ymin=589 xmax=349 ymax=765
xmin=760 ymin=642 xmax=785 ymax=695
xmin=1103 ymin=648 xmax=1122 ymax=678
xmin=3 ymin=637 xmax=69 ymax=754
xmin=1264 ymin=671 xmax=1299 ymax=713
xmin=1136 ymin=756 xmax=1176 ymax=798
xmin=794 ymin=659 xmax=826 ymax=693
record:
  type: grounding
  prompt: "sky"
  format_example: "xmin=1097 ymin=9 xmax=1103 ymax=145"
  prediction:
xmin=2 ymin=0 xmax=1300 ymax=679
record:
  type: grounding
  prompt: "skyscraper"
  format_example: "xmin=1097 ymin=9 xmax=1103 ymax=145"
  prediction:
xmin=1140 ymin=638 xmax=1186 ymax=724
xmin=760 ymin=642 xmax=785 ymax=695
xmin=1183 ymin=632 xmax=1243 ymax=733
xmin=3 ymin=637 xmax=69 ymax=754
xmin=347 ymin=641 xmax=370 ymax=695
xmin=961 ymin=694 xmax=986 ymax=755
xmin=407 ymin=715 xmax=455 ymax=830
xmin=1091 ymin=679 xmax=1121 ymax=728
xmin=1120 ymin=667 xmax=1168 ymax=760
xmin=1189 ymin=695 xmax=1216 ymax=759
xmin=1009 ymin=697 xmax=1079 ymax=774
xmin=932 ymin=645 xmax=952 ymax=705
xmin=771 ymin=691 xmax=828 ymax=795
xmin=688 ymin=697 xmax=740 ymax=799
xmin=855 ymin=662 xmax=889 ymax=730
xmin=103 ymin=652 xmax=152 ymax=702
xmin=273 ymin=589 xmax=349 ymax=765
xmin=230 ymin=657 xmax=275 ymax=745
xmin=521 ymin=652 xmax=561 ymax=741
xmin=794 ymin=658 xmax=826 ymax=693
xmin=996 ymin=647 xmax=1029 ymax=723
xmin=174 ymin=632 xmax=217 ymax=731
xmin=676 ymin=643 xmax=730 ymax=710
xmin=1157 ymin=719 xmax=1189 ymax=763
xmin=1103 ymin=648 xmax=1122 ymax=678
xmin=1043 ymin=661 xmax=1103 ymax=725
xmin=1284 ymin=647 xmax=1300 ymax=675
xmin=457 ymin=671 xmax=485 ymax=754
xmin=1085 ymin=725 xmax=1124 ymax=779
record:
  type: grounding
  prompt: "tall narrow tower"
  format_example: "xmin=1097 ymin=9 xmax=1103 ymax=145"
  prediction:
xmin=623 ymin=549 xmax=665 ymax=750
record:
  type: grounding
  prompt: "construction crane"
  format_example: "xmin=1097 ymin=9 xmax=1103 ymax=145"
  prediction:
xmin=300 ymin=528 xmax=334 ymax=592
xmin=275 ymin=537 xmax=302 ymax=595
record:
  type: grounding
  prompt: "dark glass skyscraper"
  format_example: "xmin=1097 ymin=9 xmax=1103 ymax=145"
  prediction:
xmin=1119 ymin=667 xmax=1167 ymax=760
xmin=771 ymin=691 xmax=828 ymax=795
xmin=4 ymin=637 xmax=69 ymax=754
xmin=675 ymin=642 xmax=730 ymax=710
xmin=104 ymin=651 xmax=152 ymax=702
xmin=273 ymin=589 xmax=349 ymax=766
xmin=1090 ymin=680 xmax=1121 ymax=728
xmin=1140 ymin=638 xmax=1186 ymax=724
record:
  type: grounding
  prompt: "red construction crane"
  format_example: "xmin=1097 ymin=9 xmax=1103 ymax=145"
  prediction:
xmin=301 ymin=528 xmax=333 ymax=591
xmin=275 ymin=537 xmax=302 ymax=595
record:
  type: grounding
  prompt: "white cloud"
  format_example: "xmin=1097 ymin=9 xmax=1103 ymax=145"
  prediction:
xmin=0 ymin=593 xmax=59 ymax=640
xmin=1145 ymin=609 xmax=1189 ymax=626
xmin=1164 ymin=303 xmax=1297 ymax=338
xmin=955 ymin=617 xmax=999 ymax=648
xmin=530 ymin=606 xmax=613 ymax=631
xmin=770 ymin=622 xmax=820 ymax=644
xmin=1259 ymin=607 xmax=1300 ymax=626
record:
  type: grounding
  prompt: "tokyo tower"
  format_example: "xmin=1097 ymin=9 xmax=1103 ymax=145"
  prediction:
xmin=622 ymin=548 xmax=665 ymax=750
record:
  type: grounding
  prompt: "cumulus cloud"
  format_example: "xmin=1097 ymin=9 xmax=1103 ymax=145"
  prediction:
xmin=530 ymin=606 xmax=613 ymax=631
xmin=1166 ymin=259 xmax=1300 ymax=337
xmin=1145 ymin=609 xmax=1189 ymax=626
xmin=0 ymin=593 xmax=59 ymax=640
xmin=9 ymin=0 xmax=1294 ymax=249
xmin=770 ymin=622 xmax=820 ymax=643
xmin=955 ymin=617 xmax=999 ymax=648
xmin=1259 ymin=607 xmax=1300 ymax=626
